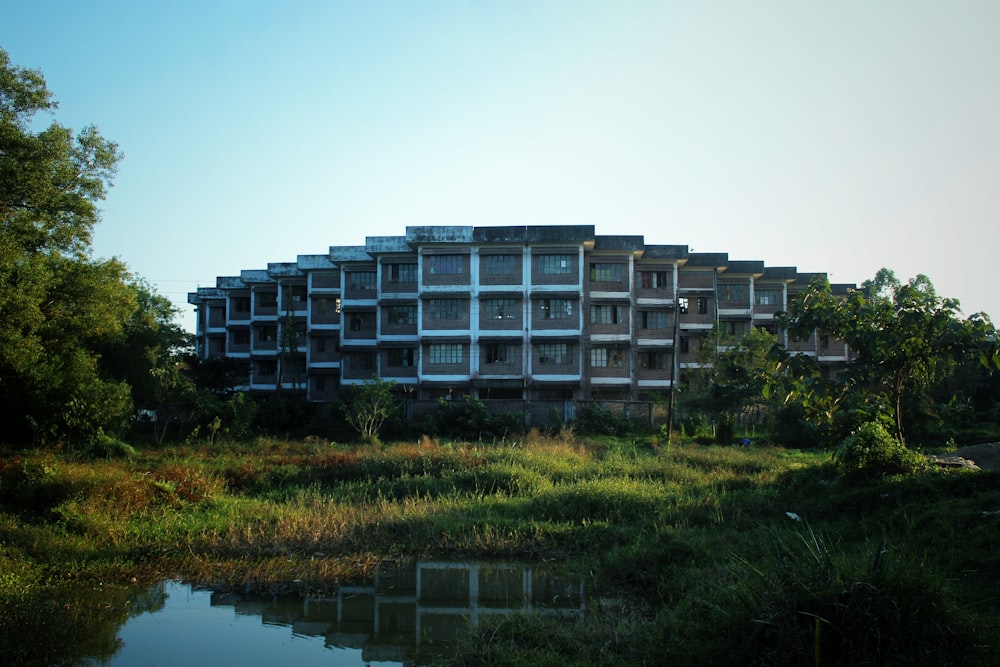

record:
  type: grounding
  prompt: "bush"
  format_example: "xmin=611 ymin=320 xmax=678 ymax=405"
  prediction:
xmin=80 ymin=430 xmax=137 ymax=459
xmin=834 ymin=422 xmax=925 ymax=479
xmin=574 ymin=404 xmax=633 ymax=437
xmin=425 ymin=396 xmax=520 ymax=441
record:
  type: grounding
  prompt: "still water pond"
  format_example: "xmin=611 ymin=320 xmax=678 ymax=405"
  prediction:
xmin=77 ymin=560 xmax=585 ymax=666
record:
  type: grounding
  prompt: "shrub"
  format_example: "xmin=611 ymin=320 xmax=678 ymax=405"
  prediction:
xmin=80 ymin=430 xmax=137 ymax=459
xmin=425 ymin=396 xmax=520 ymax=441
xmin=574 ymin=404 xmax=633 ymax=437
xmin=834 ymin=421 xmax=925 ymax=479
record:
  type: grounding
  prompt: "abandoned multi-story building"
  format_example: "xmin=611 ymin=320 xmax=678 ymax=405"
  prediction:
xmin=188 ymin=225 xmax=852 ymax=406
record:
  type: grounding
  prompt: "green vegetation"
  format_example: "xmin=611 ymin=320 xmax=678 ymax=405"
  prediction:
xmin=3 ymin=42 xmax=1000 ymax=667
xmin=834 ymin=421 xmax=927 ymax=480
xmin=777 ymin=270 xmax=1000 ymax=446
xmin=0 ymin=48 xmax=189 ymax=446
xmin=2 ymin=436 xmax=998 ymax=665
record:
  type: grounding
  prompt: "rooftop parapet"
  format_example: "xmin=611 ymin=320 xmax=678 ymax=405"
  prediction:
xmin=240 ymin=269 xmax=274 ymax=284
xmin=473 ymin=226 xmax=529 ymax=243
xmin=640 ymin=244 xmax=689 ymax=260
xmin=216 ymin=276 xmax=246 ymax=289
xmin=760 ymin=266 xmax=798 ymax=282
xmin=684 ymin=252 xmax=729 ymax=269
xmin=594 ymin=235 xmax=645 ymax=252
xmin=791 ymin=272 xmax=828 ymax=289
xmin=524 ymin=225 xmax=595 ymax=244
xmin=267 ymin=262 xmax=304 ymax=278
xmin=723 ymin=260 xmax=766 ymax=276
xmin=297 ymin=254 xmax=338 ymax=270
xmin=194 ymin=286 xmax=227 ymax=299
xmin=406 ymin=226 xmax=474 ymax=244
xmin=366 ymin=236 xmax=412 ymax=254
xmin=328 ymin=245 xmax=373 ymax=263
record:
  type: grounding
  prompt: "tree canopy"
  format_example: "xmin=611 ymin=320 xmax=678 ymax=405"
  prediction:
xmin=0 ymin=48 xmax=187 ymax=445
xmin=776 ymin=270 xmax=999 ymax=445
xmin=681 ymin=325 xmax=780 ymax=442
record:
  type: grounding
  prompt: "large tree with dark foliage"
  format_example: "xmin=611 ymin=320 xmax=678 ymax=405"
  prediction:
xmin=776 ymin=269 xmax=999 ymax=445
xmin=0 ymin=48 xmax=185 ymax=445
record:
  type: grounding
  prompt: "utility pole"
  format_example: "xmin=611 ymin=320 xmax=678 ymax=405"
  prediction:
xmin=666 ymin=296 xmax=684 ymax=442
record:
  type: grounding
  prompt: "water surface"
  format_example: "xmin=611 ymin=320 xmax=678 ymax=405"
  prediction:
xmin=76 ymin=560 xmax=584 ymax=666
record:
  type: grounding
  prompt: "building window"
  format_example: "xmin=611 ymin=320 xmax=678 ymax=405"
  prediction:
xmin=590 ymin=304 xmax=624 ymax=325
xmin=539 ymin=254 xmax=573 ymax=275
xmin=483 ymin=298 xmax=517 ymax=319
xmin=538 ymin=343 xmax=570 ymax=365
xmin=640 ymin=351 xmax=668 ymax=370
xmin=258 ymin=291 xmax=277 ymax=308
xmin=719 ymin=284 xmax=746 ymax=302
xmin=680 ymin=336 xmax=690 ymax=354
xmin=315 ymin=376 xmax=326 ymax=392
xmin=755 ymin=289 xmax=779 ymax=306
xmin=427 ymin=298 xmax=461 ymax=320
xmin=282 ymin=322 xmax=306 ymax=347
xmin=485 ymin=255 xmax=516 ymax=275
xmin=349 ymin=312 xmax=375 ymax=331
xmin=349 ymin=352 xmax=376 ymax=370
xmin=678 ymin=297 xmax=689 ymax=314
xmin=256 ymin=360 xmax=277 ymax=377
xmin=233 ymin=330 xmax=250 ymax=345
xmin=387 ymin=347 xmax=416 ymax=367
xmin=590 ymin=346 xmax=624 ymax=368
xmin=387 ymin=305 xmax=417 ymax=325
xmin=232 ymin=297 xmax=251 ymax=313
xmin=639 ymin=271 xmax=669 ymax=289
xmin=388 ymin=263 xmax=417 ymax=283
xmin=539 ymin=298 xmax=573 ymax=319
xmin=590 ymin=263 xmax=622 ymax=282
xmin=698 ymin=297 xmax=709 ymax=315
xmin=429 ymin=255 xmax=463 ymax=275
xmin=314 ymin=296 xmax=343 ymax=317
xmin=313 ymin=336 xmax=339 ymax=354
xmin=257 ymin=326 xmax=276 ymax=342
xmin=286 ymin=284 xmax=307 ymax=306
xmin=429 ymin=343 xmax=462 ymax=364
xmin=349 ymin=271 xmax=377 ymax=290
xmin=640 ymin=310 xmax=668 ymax=329
xmin=727 ymin=321 xmax=744 ymax=336
xmin=484 ymin=343 xmax=515 ymax=365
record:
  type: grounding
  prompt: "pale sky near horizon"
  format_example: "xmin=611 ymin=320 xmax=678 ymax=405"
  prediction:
xmin=3 ymin=0 xmax=999 ymax=333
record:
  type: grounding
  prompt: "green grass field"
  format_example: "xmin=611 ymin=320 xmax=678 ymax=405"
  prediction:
xmin=2 ymin=434 xmax=997 ymax=665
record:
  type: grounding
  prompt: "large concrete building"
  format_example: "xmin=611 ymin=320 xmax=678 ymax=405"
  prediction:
xmin=188 ymin=225 xmax=852 ymax=404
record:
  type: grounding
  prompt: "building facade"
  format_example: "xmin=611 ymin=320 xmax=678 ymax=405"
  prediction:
xmin=188 ymin=225 xmax=852 ymax=403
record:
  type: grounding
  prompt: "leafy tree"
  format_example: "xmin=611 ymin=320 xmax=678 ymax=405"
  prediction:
xmin=0 ymin=48 xmax=134 ymax=444
xmin=341 ymin=377 xmax=398 ymax=444
xmin=778 ymin=270 xmax=999 ymax=445
xmin=96 ymin=278 xmax=193 ymax=411
xmin=681 ymin=326 xmax=780 ymax=442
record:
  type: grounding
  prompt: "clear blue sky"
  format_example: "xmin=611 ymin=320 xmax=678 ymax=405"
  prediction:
xmin=4 ymin=0 xmax=999 ymax=332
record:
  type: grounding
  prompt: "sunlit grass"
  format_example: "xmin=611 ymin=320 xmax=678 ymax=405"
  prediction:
xmin=1 ymin=436 xmax=997 ymax=665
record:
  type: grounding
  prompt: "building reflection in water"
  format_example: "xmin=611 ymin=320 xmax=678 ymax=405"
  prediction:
xmin=208 ymin=559 xmax=585 ymax=664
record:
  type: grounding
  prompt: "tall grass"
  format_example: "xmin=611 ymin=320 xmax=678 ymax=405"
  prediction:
xmin=1 ymin=435 xmax=997 ymax=665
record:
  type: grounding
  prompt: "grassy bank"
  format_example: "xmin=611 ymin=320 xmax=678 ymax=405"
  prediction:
xmin=1 ymin=435 xmax=997 ymax=665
